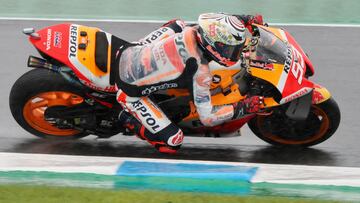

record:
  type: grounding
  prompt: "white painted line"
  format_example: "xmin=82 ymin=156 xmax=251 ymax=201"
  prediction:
xmin=0 ymin=152 xmax=121 ymax=175
xmin=1 ymin=17 xmax=360 ymax=28
xmin=1 ymin=152 xmax=360 ymax=187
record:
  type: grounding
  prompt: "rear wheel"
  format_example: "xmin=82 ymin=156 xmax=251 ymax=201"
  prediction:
xmin=9 ymin=69 xmax=89 ymax=139
xmin=248 ymin=98 xmax=340 ymax=147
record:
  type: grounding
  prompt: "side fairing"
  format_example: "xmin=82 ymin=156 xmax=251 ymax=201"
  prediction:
xmin=285 ymin=30 xmax=315 ymax=76
xmin=278 ymin=45 xmax=314 ymax=104
xmin=249 ymin=26 xmax=315 ymax=104
xmin=29 ymin=23 xmax=117 ymax=92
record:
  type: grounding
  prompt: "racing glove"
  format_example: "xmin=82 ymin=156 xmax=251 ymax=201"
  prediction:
xmin=250 ymin=14 xmax=264 ymax=25
xmin=232 ymin=96 xmax=264 ymax=119
xmin=235 ymin=14 xmax=265 ymax=34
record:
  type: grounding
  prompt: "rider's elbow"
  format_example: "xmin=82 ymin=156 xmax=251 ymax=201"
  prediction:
xmin=199 ymin=116 xmax=216 ymax=127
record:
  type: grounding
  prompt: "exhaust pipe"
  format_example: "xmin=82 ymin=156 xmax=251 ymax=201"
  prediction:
xmin=27 ymin=55 xmax=60 ymax=71
xmin=27 ymin=56 xmax=83 ymax=87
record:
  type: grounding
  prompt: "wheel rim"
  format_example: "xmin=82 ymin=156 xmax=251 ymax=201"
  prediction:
xmin=257 ymin=105 xmax=330 ymax=145
xmin=23 ymin=91 xmax=84 ymax=136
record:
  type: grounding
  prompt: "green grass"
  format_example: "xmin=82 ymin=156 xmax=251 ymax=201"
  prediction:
xmin=0 ymin=184 xmax=342 ymax=203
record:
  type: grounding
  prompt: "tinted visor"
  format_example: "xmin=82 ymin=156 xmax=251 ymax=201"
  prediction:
xmin=214 ymin=42 xmax=243 ymax=62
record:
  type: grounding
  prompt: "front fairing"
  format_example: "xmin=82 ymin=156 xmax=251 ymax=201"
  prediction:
xmin=247 ymin=26 xmax=315 ymax=104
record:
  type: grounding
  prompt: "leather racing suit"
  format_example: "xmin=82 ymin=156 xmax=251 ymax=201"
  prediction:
xmin=115 ymin=15 xmax=261 ymax=153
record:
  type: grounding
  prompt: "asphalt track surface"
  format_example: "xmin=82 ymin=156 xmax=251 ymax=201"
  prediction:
xmin=1 ymin=20 xmax=360 ymax=167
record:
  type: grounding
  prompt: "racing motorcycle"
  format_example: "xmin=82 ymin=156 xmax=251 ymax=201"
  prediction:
xmin=9 ymin=23 xmax=340 ymax=147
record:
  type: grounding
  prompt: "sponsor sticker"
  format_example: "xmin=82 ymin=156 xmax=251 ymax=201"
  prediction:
xmin=131 ymin=100 xmax=160 ymax=132
xmin=69 ymin=25 xmax=78 ymax=58
xmin=46 ymin=29 xmax=52 ymax=51
xmin=250 ymin=60 xmax=265 ymax=68
xmin=174 ymin=34 xmax=188 ymax=64
xmin=141 ymin=83 xmax=178 ymax=95
xmin=154 ymin=46 xmax=167 ymax=65
xmin=80 ymin=79 xmax=117 ymax=92
xmin=53 ymin=32 xmax=62 ymax=48
xmin=169 ymin=130 xmax=184 ymax=146
xmin=281 ymin=87 xmax=311 ymax=104
xmin=283 ymin=47 xmax=292 ymax=74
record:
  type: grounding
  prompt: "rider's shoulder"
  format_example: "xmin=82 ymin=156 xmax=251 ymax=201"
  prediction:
xmin=183 ymin=26 xmax=198 ymax=36
xmin=181 ymin=26 xmax=199 ymax=44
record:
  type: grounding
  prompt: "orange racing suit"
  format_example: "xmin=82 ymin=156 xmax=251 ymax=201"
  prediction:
xmin=115 ymin=19 xmax=250 ymax=152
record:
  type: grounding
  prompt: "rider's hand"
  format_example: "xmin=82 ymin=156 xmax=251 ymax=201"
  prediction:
xmin=243 ymin=14 xmax=265 ymax=34
xmin=243 ymin=95 xmax=264 ymax=113
xmin=233 ymin=96 xmax=264 ymax=119
xmin=250 ymin=14 xmax=264 ymax=25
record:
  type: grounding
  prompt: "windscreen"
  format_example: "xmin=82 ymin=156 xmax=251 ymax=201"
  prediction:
xmin=252 ymin=27 xmax=288 ymax=64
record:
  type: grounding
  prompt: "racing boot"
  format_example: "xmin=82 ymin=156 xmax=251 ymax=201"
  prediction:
xmin=118 ymin=110 xmax=183 ymax=154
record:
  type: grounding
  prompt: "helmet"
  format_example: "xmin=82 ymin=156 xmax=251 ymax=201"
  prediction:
xmin=197 ymin=13 xmax=246 ymax=66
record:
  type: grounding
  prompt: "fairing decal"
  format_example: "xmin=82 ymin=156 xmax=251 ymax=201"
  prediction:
xmin=285 ymin=30 xmax=315 ymax=76
xmin=276 ymin=46 xmax=292 ymax=93
xmin=280 ymin=45 xmax=314 ymax=102
xmin=67 ymin=24 xmax=93 ymax=83
xmin=312 ymin=85 xmax=331 ymax=104
xmin=280 ymin=87 xmax=313 ymax=104
xmin=249 ymin=26 xmax=316 ymax=104
xmin=68 ymin=24 xmax=116 ymax=91
xmin=249 ymin=64 xmax=284 ymax=90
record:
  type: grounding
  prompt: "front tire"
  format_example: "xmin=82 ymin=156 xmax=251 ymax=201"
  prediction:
xmin=248 ymin=98 xmax=340 ymax=147
xmin=9 ymin=69 xmax=89 ymax=139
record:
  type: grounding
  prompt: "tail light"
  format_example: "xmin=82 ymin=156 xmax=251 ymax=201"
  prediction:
xmin=23 ymin=28 xmax=41 ymax=40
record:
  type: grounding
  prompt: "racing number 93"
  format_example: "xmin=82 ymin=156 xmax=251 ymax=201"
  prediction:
xmin=291 ymin=48 xmax=305 ymax=85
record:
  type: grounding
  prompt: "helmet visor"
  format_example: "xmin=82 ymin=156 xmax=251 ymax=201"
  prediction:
xmin=214 ymin=41 xmax=243 ymax=62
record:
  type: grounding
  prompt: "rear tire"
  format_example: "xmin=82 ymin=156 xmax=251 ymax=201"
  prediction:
xmin=248 ymin=98 xmax=340 ymax=147
xmin=9 ymin=69 xmax=89 ymax=139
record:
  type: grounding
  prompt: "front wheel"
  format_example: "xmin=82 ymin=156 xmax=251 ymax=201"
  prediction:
xmin=248 ymin=98 xmax=340 ymax=147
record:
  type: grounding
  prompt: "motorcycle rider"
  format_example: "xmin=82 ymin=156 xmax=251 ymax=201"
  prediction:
xmin=115 ymin=13 xmax=264 ymax=153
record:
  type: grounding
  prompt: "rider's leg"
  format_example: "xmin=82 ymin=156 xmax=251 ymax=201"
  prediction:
xmin=117 ymin=89 xmax=184 ymax=153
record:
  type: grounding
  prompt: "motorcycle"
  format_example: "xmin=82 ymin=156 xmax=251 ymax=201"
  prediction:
xmin=9 ymin=23 xmax=340 ymax=147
